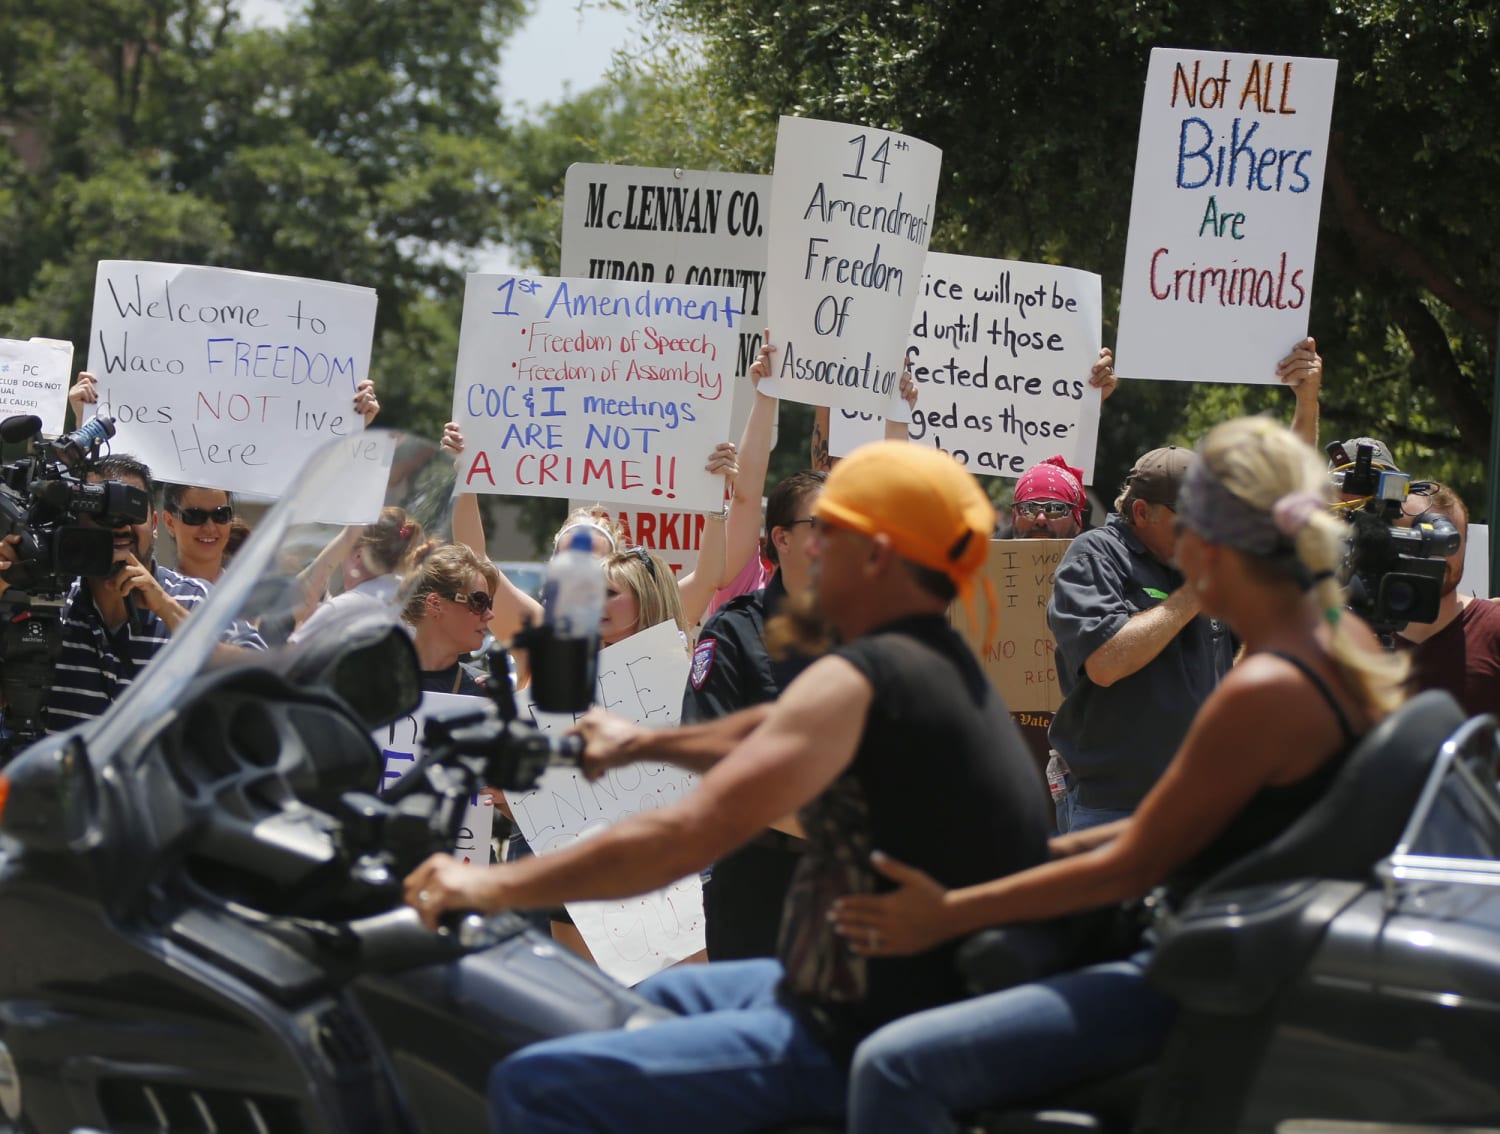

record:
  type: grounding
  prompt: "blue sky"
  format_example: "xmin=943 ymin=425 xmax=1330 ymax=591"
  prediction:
xmin=239 ymin=0 xmax=635 ymax=109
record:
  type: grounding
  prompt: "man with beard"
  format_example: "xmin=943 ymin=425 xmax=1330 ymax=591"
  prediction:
xmin=0 ymin=454 xmax=256 ymax=732
xmin=1395 ymin=483 xmax=1500 ymax=716
xmin=404 ymin=441 xmax=1048 ymax=1134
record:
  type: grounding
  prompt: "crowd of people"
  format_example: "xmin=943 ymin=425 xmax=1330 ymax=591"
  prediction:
xmin=0 ymin=324 xmax=1493 ymax=1133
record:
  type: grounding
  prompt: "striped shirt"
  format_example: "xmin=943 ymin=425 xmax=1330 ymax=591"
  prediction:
xmin=44 ymin=564 xmax=257 ymax=733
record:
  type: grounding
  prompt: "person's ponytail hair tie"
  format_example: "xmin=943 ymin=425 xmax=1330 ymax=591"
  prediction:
xmin=398 ymin=522 xmax=414 ymax=540
xmin=1271 ymin=491 xmax=1325 ymax=537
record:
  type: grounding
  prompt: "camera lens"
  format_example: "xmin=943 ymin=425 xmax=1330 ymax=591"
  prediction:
xmin=1384 ymin=578 xmax=1418 ymax=616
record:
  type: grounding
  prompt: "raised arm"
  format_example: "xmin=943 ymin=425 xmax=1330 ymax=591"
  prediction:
xmin=1278 ymin=337 xmax=1322 ymax=449
xmin=443 ymin=421 xmax=542 ymax=640
xmin=882 ymin=355 xmax=918 ymax=442
xmin=677 ymin=442 xmax=737 ymax=624
xmin=720 ymin=331 xmax=781 ymax=584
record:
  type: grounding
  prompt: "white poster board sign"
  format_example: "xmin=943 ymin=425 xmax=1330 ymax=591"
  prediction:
xmin=452 ymin=275 xmax=738 ymax=513
xmin=0 ymin=337 xmax=73 ymax=437
xmin=1461 ymin=524 xmax=1489 ymax=600
xmin=562 ymin=163 xmax=773 ymax=447
xmin=1116 ymin=49 xmax=1338 ymax=384
xmin=506 ymin=620 xmax=704 ymax=985
xmin=763 ymin=116 xmax=941 ymax=416
xmin=84 ymin=261 xmax=377 ymax=494
xmin=378 ymin=691 xmax=496 ymax=863
xmin=831 ymin=254 xmax=1104 ymax=481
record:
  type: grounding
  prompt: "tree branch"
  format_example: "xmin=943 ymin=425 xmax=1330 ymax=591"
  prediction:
xmin=1325 ymin=146 xmax=1497 ymax=336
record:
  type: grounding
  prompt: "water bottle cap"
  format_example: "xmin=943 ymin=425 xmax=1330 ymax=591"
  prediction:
xmin=567 ymin=528 xmax=594 ymax=555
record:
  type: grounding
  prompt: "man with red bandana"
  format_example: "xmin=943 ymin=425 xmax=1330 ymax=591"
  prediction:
xmin=1008 ymin=455 xmax=1088 ymax=539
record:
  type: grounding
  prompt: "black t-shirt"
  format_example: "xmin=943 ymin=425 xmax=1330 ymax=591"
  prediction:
xmin=777 ymin=613 xmax=1050 ymax=1059
xmin=419 ymin=661 xmax=487 ymax=697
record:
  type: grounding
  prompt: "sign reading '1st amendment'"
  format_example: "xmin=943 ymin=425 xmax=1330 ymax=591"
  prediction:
xmin=763 ymin=116 xmax=941 ymax=417
xmin=452 ymin=275 xmax=738 ymax=513
xmin=86 ymin=261 xmax=377 ymax=495
xmin=1116 ymin=48 xmax=1337 ymax=384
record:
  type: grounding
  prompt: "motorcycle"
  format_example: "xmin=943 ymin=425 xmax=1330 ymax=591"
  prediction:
xmin=0 ymin=432 xmax=666 ymax=1134
xmin=2 ymin=428 xmax=1498 ymax=1134
xmin=959 ymin=688 xmax=1500 ymax=1133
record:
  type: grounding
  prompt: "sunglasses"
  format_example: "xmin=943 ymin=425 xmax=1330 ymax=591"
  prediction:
xmin=1013 ymin=500 xmax=1074 ymax=519
xmin=447 ymin=590 xmax=494 ymax=614
xmin=626 ymin=546 xmax=658 ymax=580
xmin=173 ymin=505 xmax=234 ymax=526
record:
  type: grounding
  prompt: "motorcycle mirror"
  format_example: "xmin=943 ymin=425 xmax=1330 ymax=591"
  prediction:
xmin=280 ymin=609 xmax=423 ymax=729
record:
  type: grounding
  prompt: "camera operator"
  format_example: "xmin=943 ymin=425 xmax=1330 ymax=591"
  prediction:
xmin=1393 ymin=483 xmax=1500 ymax=717
xmin=0 ymin=453 xmax=258 ymax=733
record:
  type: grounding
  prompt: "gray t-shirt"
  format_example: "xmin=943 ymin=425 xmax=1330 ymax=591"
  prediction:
xmin=1047 ymin=515 xmax=1236 ymax=811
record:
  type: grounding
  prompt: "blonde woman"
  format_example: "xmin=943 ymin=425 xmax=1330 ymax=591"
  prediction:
xmin=832 ymin=417 xmax=1408 ymax=1133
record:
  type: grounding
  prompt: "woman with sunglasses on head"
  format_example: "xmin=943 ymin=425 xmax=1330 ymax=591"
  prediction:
xmin=600 ymin=546 xmax=689 ymax=649
xmin=402 ymin=544 xmax=500 ymax=695
xmin=828 ymin=416 xmax=1407 ymax=1134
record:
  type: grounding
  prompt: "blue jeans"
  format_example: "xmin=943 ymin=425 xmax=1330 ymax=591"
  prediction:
xmin=847 ymin=953 xmax=1175 ymax=1133
xmin=1054 ymin=783 xmax=1133 ymax=833
xmin=488 ymin=959 xmax=847 ymax=1134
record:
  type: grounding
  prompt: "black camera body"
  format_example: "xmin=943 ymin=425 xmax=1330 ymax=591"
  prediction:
xmin=1329 ymin=441 xmax=1460 ymax=637
xmin=0 ymin=413 xmax=150 ymax=599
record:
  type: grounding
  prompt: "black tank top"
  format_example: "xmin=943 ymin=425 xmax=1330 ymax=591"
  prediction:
xmin=1170 ymin=651 xmax=1361 ymax=898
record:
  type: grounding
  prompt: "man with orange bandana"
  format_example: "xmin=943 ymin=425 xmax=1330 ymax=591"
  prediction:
xmin=403 ymin=442 xmax=1049 ymax=1134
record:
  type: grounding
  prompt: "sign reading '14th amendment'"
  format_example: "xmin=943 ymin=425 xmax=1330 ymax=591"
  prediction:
xmin=763 ymin=116 xmax=941 ymax=417
xmin=1116 ymin=49 xmax=1337 ymax=384
xmin=452 ymin=275 xmax=739 ymax=513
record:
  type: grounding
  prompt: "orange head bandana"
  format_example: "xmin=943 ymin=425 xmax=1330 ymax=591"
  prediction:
xmin=815 ymin=442 xmax=998 ymax=644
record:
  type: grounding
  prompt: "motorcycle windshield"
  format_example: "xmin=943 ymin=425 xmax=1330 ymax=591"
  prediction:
xmin=83 ymin=429 xmax=457 ymax=765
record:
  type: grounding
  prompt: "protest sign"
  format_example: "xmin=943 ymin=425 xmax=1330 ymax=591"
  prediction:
xmin=951 ymin=539 xmax=1069 ymax=736
xmin=562 ymin=164 xmax=773 ymax=442
xmin=0 ymin=337 xmax=73 ymax=437
xmin=85 ymin=261 xmax=378 ymax=495
xmin=378 ymin=691 xmax=495 ymax=864
xmin=505 ymin=620 xmax=704 ymax=985
xmin=569 ymin=499 xmax=712 ymax=576
xmin=763 ymin=116 xmax=941 ymax=416
xmin=831 ymin=254 xmax=1103 ymax=481
xmin=1116 ymin=49 xmax=1338 ymax=384
xmin=452 ymin=275 xmax=739 ymax=514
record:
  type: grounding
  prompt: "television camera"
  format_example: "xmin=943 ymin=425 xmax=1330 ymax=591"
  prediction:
xmin=0 ymin=412 xmax=151 ymax=760
xmin=1328 ymin=439 xmax=1461 ymax=639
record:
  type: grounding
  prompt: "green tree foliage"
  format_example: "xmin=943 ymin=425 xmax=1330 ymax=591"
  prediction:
xmin=612 ymin=0 xmax=1499 ymax=514
xmin=0 ymin=0 xmax=525 ymax=441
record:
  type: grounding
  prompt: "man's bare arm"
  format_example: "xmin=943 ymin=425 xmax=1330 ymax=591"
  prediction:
xmin=1083 ymin=585 xmax=1202 ymax=687
xmin=572 ymin=702 xmax=773 ymax=779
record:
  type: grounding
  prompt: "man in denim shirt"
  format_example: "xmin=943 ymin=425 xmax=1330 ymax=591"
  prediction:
xmin=1047 ymin=446 xmax=1236 ymax=832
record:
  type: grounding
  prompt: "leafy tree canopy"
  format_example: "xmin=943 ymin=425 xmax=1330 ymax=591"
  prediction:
xmin=0 ymin=0 xmax=526 ymax=439
xmin=536 ymin=0 xmax=1497 ymax=514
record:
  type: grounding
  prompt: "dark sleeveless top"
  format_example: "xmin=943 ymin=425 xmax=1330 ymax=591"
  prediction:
xmin=1169 ymin=651 xmax=1361 ymax=899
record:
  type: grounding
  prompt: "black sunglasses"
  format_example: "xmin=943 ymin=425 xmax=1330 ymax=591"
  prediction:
xmin=447 ymin=590 xmax=493 ymax=614
xmin=174 ymin=505 xmax=234 ymax=526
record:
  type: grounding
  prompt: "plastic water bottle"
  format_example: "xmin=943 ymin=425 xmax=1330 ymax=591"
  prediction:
xmin=531 ymin=528 xmax=604 ymax=714
xmin=1045 ymin=753 xmax=1071 ymax=804
xmin=542 ymin=528 xmax=605 ymax=638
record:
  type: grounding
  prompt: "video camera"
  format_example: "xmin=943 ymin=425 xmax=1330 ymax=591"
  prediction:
xmin=0 ymin=413 xmax=150 ymax=599
xmin=1327 ymin=440 xmax=1460 ymax=638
